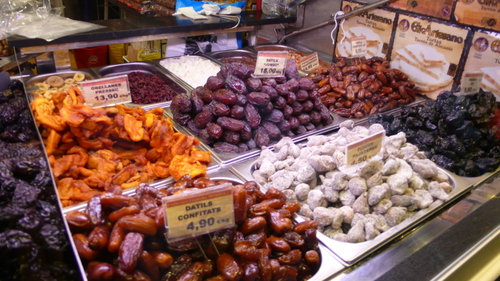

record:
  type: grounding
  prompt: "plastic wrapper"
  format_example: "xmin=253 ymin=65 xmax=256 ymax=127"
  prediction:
xmin=1 ymin=0 xmax=103 ymax=41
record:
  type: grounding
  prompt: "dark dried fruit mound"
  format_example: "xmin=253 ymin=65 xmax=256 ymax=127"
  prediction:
xmin=128 ymin=71 xmax=177 ymax=104
xmin=0 ymin=80 xmax=82 ymax=280
xmin=369 ymin=90 xmax=500 ymax=177
xmin=171 ymin=60 xmax=334 ymax=153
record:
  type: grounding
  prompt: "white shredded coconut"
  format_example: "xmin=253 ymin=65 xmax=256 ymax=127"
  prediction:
xmin=159 ymin=55 xmax=221 ymax=88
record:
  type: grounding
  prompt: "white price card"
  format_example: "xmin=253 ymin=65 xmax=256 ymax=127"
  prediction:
xmin=300 ymin=52 xmax=320 ymax=72
xmin=80 ymin=75 xmax=132 ymax=108
xmin=461 ymin=72 xmax=483 ymax=95
xmin=253 ymin=51 xmax=287 ymax=78
xmin=163 ymin=183 xmax=235 ymax=243
xmin=346 ymin=131 xmax=384 ymax=167
xmin=351 ymin=36 xmax=367 ymax=57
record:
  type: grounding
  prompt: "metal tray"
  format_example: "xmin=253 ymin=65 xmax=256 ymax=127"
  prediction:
xmin=202 ymin=49 xmax=257 ymax=64
xmin=93 ymin=61 xmax=190 ymax=110
xmin=62 ymin=169 xmax=345 ymax=280
xmin=230 ymin=155 xmax=474 ymax=264
xmin=24 ymin=69 xmax=95 ymax=101
xmin=154 ymin=55 xmax=222 ymax=90
xmin=164 ymin=107 xmax=343 ymax=167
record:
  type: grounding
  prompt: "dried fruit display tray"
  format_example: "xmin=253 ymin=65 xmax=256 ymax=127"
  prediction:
xmin=62 ymin=168 xmax=346 ymax=281
xmin=25 ymin=70 xmax=95 ymax=100
xmin=164 ymin=107 xmax=342 ymax=167
xmin=93 ymin=61 xmax=190 ymax=110
xmin=229 ymin=155 xmax=474 ymax=264
xmin=202 ymin=49 xmax=257 ymax=64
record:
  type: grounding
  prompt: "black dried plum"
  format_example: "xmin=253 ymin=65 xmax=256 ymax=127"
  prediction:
xmin=12 ymin=182 xmax=41 ymax=208
xmin=40 ymin=224 xmax=66 ymax=251
xmin=0 ymin=230 xmax=32 ymax=249
xmin=17 ymin=208 xmax=42 ymax=232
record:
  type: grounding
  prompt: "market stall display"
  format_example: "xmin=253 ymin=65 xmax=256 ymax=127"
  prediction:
xmin=27 ymin=71 xmax=93 ymax=99
xmin=159 ymin=55 xmax=222 ymax=89
xmin=65 ymin=176 xmax=324 ymax=281
xmin=170 ymin=60 xmax=334 ymax=157
xmin=368 ymin=90 xmax=500 ymax=177
xmin=0 ymin=80 xmax=82 ymax=280
xmin=29 ymin=87 xmax=212 ymax=207
xmin=312 ymin=56 xmax=418 ymax=118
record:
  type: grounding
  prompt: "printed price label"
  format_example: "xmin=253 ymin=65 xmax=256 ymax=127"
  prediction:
xmin=346 ymin=131 xmax=384 ymax=167
xmin=461 ymin=72 xmax=483 ymax=95
xmin=163 ymin=183 xmax=234 ymax=243
xmin=351 ymin=36 xmax=367 ymax=57
xmin=253 ymin=51 xmax=287 ymax=78
xmin=80 ymin=75 xmax=132 ymax=108
xmin=300 ymin=52 xmax=320 ymax=72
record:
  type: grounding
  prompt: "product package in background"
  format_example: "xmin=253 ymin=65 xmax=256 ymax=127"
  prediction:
xmin=390 ymin=14 xmax=470 ymax=99
xmin=454 ymin=0 xmax=500 ymax=32
xmin=388 ymin=0 xmax=454 ymax=20
xmin=334 ymin=1 xmax=396 ymax=59
xmin=459 ymin=30 xmax=500 ymax=100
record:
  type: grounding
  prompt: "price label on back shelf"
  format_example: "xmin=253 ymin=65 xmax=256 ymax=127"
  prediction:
xmin=351 ymin=36 xmax=367 ymax=57
xmin=460 ymin=72 xmax=483 ymax=95
xmin=80 ymin=75 xmax=132 ymax=108
xmin=346 ymin=131 xmax=384 ymax=167
xmin=253 ymin=51 xmax=287 ymax=78
xmin=163 ymin=183 xmax=235 ymax=243
xmin=300 ymin=52 xmax=320 ymax=72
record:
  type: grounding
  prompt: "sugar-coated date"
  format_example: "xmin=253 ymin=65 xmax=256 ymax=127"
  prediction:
xmin=118 ymin=232 xmax=144 ymax=272
xmin=73 ymin=233 xmax=100 ymax=261
xmin=88 ymin=225 xmax=110 ymax=251
xmin=139 ymin=251 xmax=160 ymax=281
xmin=217 ymin=253 xmax=242 ymax=281
xmin=241 ymin=216 xmax=267 ymax=235
xmin=87 ymin=262 xmax=117 ymax=281
xmin=117 ymin=214 xmax=157 ymax=236
xmin=177 ymin=262 xmax=204 ymax=281
xmin=243 ymin=262 xmax=259 ymax=281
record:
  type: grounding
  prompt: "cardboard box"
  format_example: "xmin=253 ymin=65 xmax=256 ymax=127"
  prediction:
xmin=388 ymin=0 xmax=454 ymax=20
xmin=455 ymin=0 xmax=500 ymax=31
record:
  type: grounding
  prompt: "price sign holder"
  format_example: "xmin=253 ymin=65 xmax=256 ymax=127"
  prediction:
xmin=253 ymin=51 xmax=287 ymax=78
xmin=351 ymin=36 xmax=367 ymax=57
xmin=80 ymin=75 xmax=132 ymax=108
xmin=345 ymin=131 xmax=385 ymax=167
xmin=300 ymin=52 xmax=320 ymax=72
xmin=461 ymin=72 xmax=483 ymax=95
xmin=163 ymin=183 xmax=235 ymax=243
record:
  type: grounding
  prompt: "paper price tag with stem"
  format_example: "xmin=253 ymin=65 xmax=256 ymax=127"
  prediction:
xmin=346 ymin=131 xmax=384 ymax=167
xmin=253 ymin=51 xmax=287 ymax=78
xmin=80 ymin=75 xmax=132 ymax=108
xmin=163 ymin=183 xmax=235 ymax=243
xmin=461 ymin=72 xmax=483 ymax=95
xmin=351 ymin=36 xmax=367 ymax=57
xmin=300 ymin=52 xmax=320 ymax=72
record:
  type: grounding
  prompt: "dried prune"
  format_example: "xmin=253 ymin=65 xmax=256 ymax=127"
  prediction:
xmin=194 ymin=111 xmax=213 ymax=129
xmin=210 ymin=101 xmax=231 ymax=117
xmin=206 ymin=76 xmax=225 ymax=91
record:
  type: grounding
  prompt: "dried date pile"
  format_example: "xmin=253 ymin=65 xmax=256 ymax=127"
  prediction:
xmin=171 ymin=60 xmax=333 ymax=153
xmin=312 ymin=57 xmax=417 ymax=118
xmin=0 ymin=81 xmax=81 ymax=280
xmin=369 ymin=90 xmax=500 ymax=177
xmin=66 ymin=176 xmax=321 ymax=281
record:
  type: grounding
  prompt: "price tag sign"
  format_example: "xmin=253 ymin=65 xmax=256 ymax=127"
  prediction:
xmin=80 ymin=75 xmax=132 ymax=108
xmin=345 ymin=131 xmax=384 ymax=167
xmin=300 ymin=52 xmax=320 ymax=72
xmin=351 ymin=36 xmax=367 ymax=57
xmin=163 ymin=183 xmax=235 ymax=243
xmin=461 ymin=72 xmax=483 ymax=95
xmin=253 ymin=51 xmax=287 ymax=78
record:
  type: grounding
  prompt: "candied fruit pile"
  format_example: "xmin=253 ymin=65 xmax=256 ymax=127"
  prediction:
xmin=0 ymin=80 xmax=81 ymax=280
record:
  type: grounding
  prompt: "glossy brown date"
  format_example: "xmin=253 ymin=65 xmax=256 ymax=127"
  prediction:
xmin=88 ymin=225 xmax=110 ymax=251
xmin=117 ymin=214 xmax=157 ymax=236
xmin=118 ymin=232 xmax=144 ymax=272
xmin=217 ymin=253 xmax=242 ymax=281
